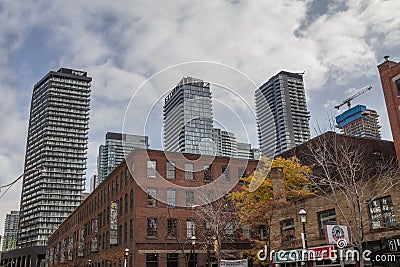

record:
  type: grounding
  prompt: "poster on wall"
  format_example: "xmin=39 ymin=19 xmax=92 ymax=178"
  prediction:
xmin=78 ymin=225 xmax=85 ymax=257
xmin=91 ymin=215 xmax=99 ymax=253
xmin=68 ymin=233 xmax=74 ymax=261
xmin=60 ymin=239 xmax=66 ymax=263
xmin=325 ymin=225 xmax=350 ymax=245
xmin=110 ymin=200 xmax=118 ymax=245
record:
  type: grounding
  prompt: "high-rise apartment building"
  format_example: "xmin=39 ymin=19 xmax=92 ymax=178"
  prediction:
xmin=212 ymin=128 xmax=237 ymax=157
xmin=256 ymin=71 xmax=310 ymax=156
xmin=335 ymin=105 xmax=381 ymax=139
xmin=97 ymin=132 xmax=149 ymax=184
xmin=378 ymin=56 xmax=400 ymax=165
xmin=13 ymin=68 xmax=91 ymax=265
xmin=163 ymin=77 xmax=214 ymax=155
xmin=236 ymin=142 xmax=260 ymax=160
xmin=2 ymin=211 xmax=19 ymax=251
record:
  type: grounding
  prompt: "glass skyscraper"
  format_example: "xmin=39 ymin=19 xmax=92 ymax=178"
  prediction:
xmin=163 ymin=77 xmax=214 ymax=155
xmin=18 ymin=68 xmax=91 ymax=251
xmin=255 ymin=71 xmax=310 ymax=156
xmin=97 ymin=132 xmax=149 ymax=184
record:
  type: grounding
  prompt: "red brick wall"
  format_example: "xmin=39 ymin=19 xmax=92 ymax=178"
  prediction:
xmin=378 ymin=59 xmax=400 ymax=165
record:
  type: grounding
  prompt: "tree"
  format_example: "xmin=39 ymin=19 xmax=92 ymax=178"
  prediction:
xmin=296 ymin=132 xmax=400 ymax=267
xmin=195 ymin=186 xmax=242 ymax=267
xmin=230 ymin=156 xmax=313 ymax=266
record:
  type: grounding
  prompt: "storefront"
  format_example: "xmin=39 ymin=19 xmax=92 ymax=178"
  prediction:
xmin=272 ymin=245 xmax=357 ymax=267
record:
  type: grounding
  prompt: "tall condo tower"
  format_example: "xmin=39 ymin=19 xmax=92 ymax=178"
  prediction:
xmin=335 ymin=105 xmax=381 ymax=139
xmin=256 ymin=71 xmax=310 ymax=156
xmin=97 ymin=132 xmax=149 ymax=184
xmin=212 ymin=128 xmax=237 ymax=157
xmin=163 ymin=77 xmax=214 ymax=155
xmin=2 ymin=211 xmax=19 ymax=251
xmin=18 ymin=68 xmax=91 ymax=250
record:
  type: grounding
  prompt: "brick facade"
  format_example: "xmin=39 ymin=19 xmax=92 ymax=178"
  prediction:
xmin=378 ymin=57 xmax=400 ymax=165
xmin=47 ymin=149 xmax=259 ymax=267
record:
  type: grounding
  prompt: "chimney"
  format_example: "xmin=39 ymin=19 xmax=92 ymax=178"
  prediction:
xmin=384 ymin=55 xmax=390 ymax=62
xmin=271 ymin=166 xmax=286 ymax=202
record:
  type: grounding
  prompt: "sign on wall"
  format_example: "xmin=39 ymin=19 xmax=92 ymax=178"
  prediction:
xmin=110 ymin=201 xmax=118 ymax=245
xmin=91 ymin=215 xmax=99 ymax=252
xmin=220 ymin=259 xmax=248 ymax=267
xmin=78 ymin=225 xmax=85 ymax=257
xmin=325 ymin=225 xmax=349 ymax=245
xmin=68 ymin=233 xmax=74 ymax=261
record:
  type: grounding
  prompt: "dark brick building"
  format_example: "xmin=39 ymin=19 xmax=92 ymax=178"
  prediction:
xmin=45 ymin=149 xmax=258 ymax=267
xmin=378 ymin=56 xmax=400 ymax=165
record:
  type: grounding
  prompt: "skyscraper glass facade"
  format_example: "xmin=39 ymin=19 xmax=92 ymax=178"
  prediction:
xmin=18 ymin=68 xmax=91 ymax=247
xmin=97 ymin=132 xmax=149 ymax=184
xmin=164 ymin=77 xmax=214 ymax=155
xmin=256 ymin=71 xmax=310 ymax=156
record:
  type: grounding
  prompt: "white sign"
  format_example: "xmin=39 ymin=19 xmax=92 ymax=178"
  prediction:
xmin=325 ymin=225 xmax=349 ymax=245
xmin=220 ymin=259 xmax=248 ymax=267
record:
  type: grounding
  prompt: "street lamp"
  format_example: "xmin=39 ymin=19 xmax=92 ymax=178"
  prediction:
xmin=189 ymin=235 xmax=197 ymax=267
xmin=88 ymin=259 xmax=92 ymax=267
xmin=298 ymin=209 xmax=309 ymax=266
xmin=124 ymin=248 xmax=130 ymax=267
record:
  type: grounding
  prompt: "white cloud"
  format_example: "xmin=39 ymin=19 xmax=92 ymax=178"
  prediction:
xmin=0 ymin=0 xmax=400 ymax=235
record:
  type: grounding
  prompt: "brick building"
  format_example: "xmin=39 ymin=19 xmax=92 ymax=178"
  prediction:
xmin=378 ymin=56 xmax=400 ymax=165
xmin=44 ymin=149 xmax=258 ymax=267
xmin=266 ymin=133 xmax=400 ymax=267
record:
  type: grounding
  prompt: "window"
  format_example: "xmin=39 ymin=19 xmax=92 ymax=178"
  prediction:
xmin=259 ymin=225 xmax=267 ymax=240
xmin=280 ymin=218 xmax=295 ymax=243
xmin=125 ymin=194 xmax=128 ymax=214
xmin=146 ymin=253 xmax=158 ymax=267
xmin=166 ymin=161 xmax=176 ymax=179
xmin=125 ymin=168 xmax=129 ymax=185
xmin=369 ymin=196 xmax=396 ymax=229
xmin=167 ymin=189 xmax=176 ymax=208
xmin=124 ymin=222 xmax=127 ymax=244
xmin=396 ymin=79 xmax=400 ymax=96
xmin=242 ymin=225 xmax=251 ymax=239
xmin=147 ymin=188 xmax=157 ymax=207
xmin=167 ymin=218 xmax=177 ymax=238
xmin=130 ymin=219 xmax=133 ymax=240
xmin=119 ymin=197 xmax=123 ymax=215
xmin=147 ymin=160 xmax=157 ymax=178
xmin=204 ymin=164 xmax=212 ymax=182
xmin=225 ymin=222 xmax=234 ymax=239
xmin=119 ymin=224 xmax=122 ymax=244
xmin=186 ymin=190 xmax=195 ymax=208
xmin=238 ymin=167 xmax=246 ymax=184
xmin=186 ymin=253 xmax=198 ymax=267
xmin=147 ymin=218 xmax=158 ymax=238
xmin=167 ymin=253 xmax=179 ymax=267
xmin=130 ymin=189 xmax=134 ymax=210
xmin=185 ymin=163 xmax=194 ymax=180
xmin=186 ymin=220 xmax=196 ymax=238
xmin=116 ymin=176 xmax=119 ymax=192
xmin=222 ymin=166 xmax=230 ymax=182
xmin=318 ymin=209 xmax=337 ymax=237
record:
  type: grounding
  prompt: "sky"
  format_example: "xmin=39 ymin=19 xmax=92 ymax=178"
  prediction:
xmin=1 ymin=0 xmax=400 ymax=236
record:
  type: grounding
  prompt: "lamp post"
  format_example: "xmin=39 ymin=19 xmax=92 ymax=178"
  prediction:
xmin=124 ymin=248 xmax=129 ymax=267
xmin=189 ymin=235 xmax=197 ymax=267
xmin=298 ymin=209 xmax=309 ymax=267
xmin=88 ymin=259 xmax=92 ymax=267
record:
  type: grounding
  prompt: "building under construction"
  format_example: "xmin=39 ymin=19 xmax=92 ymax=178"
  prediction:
xmin=335 ymin=104 xmax=381 ymax=139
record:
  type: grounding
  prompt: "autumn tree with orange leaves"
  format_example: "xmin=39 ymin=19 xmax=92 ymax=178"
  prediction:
xmin=230 ymin=156 xmax=314 ymax=266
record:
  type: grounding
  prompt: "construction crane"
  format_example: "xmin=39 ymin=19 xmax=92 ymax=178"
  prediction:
xmin=335 ymin=85 xmax=372 ymax=110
